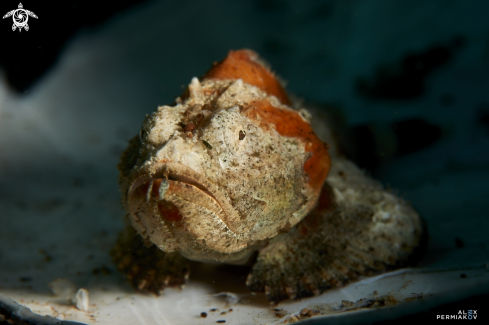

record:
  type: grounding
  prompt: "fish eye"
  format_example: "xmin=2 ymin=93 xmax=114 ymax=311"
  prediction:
xmin=239 ymin=130 xmax=246 ymax=140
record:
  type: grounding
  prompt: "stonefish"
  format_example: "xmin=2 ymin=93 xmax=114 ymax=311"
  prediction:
xmin=112 ymin=49 xmax=425 ymax=304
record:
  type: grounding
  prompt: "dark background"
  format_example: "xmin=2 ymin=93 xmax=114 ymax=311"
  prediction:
xmin=2 ymin=0 xmax=488 ymax=176
xmin=1 ymin=1 xmax=488 ymax=324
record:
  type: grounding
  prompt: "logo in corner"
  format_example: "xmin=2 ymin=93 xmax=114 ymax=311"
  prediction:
xmin=436 ymin=310 xmax=478 ymax=320
xmin=3 ymin=3 xmax=38 ymax=32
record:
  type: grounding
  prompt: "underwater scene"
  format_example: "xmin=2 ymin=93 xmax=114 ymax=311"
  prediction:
xmin=0 ymin=1 xmax=488 ymax=324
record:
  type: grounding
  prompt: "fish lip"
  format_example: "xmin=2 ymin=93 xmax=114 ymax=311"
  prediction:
xmin=128 ymin=164 xmax=220 ymax=208
xmin=127 ymin=161 xmax=249 ymax=234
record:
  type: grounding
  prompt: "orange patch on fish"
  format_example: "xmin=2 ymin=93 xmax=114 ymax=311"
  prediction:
xmin=241 ymin=99 xmax=330 ymax=193
xmin=204 ymin=49 xmax=291 ymax=105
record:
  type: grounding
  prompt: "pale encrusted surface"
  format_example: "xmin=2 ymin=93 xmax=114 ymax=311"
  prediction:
xmin=116 ymin=69 xmax=425 ymax=303
xmin=246 ymin=157 xmax=424 ymax=303
xmin=118 ymin=78 xmax=317 ymax=262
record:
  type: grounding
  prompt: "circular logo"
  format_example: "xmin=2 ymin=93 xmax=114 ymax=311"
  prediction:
xmin=13 ymin=9 xmax=28 ymax=28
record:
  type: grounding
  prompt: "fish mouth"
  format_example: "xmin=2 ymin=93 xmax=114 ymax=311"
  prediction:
xmin=166 ymin=174 xmax=219 ymax=205
xmin=125 ymin=162 xmax=252 ymax=253
xmin=128 ymin=162 xmax=227 ymax=223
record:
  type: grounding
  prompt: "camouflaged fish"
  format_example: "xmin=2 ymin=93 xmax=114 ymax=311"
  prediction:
xmin=112 ymin=49 xmax=425 ymax=304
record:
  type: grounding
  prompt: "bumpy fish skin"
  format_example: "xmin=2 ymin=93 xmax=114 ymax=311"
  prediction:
xmin=118 ymin=50 xmax=330 ymax=264
xmin=246 ymin=157 xmax=425 ymax=303
xmin=114 ymin=49 xmax=424 ymax=303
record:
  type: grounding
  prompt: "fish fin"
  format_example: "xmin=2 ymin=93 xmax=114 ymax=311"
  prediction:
xmin=111 ymin=226 xmax=190 ymax=294
xmin=247 ymin=158 xmax=425 ymax=304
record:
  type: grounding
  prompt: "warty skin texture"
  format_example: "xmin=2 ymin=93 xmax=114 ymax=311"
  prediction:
xmin=118 ymin=50 xmax=330 ymax=264
xmin=113 ymin=49 xmax=425 ymax=304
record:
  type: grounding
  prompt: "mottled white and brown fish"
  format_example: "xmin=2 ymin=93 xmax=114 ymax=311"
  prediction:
xmin=113 ymin=49 xmax=425 ymax=304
